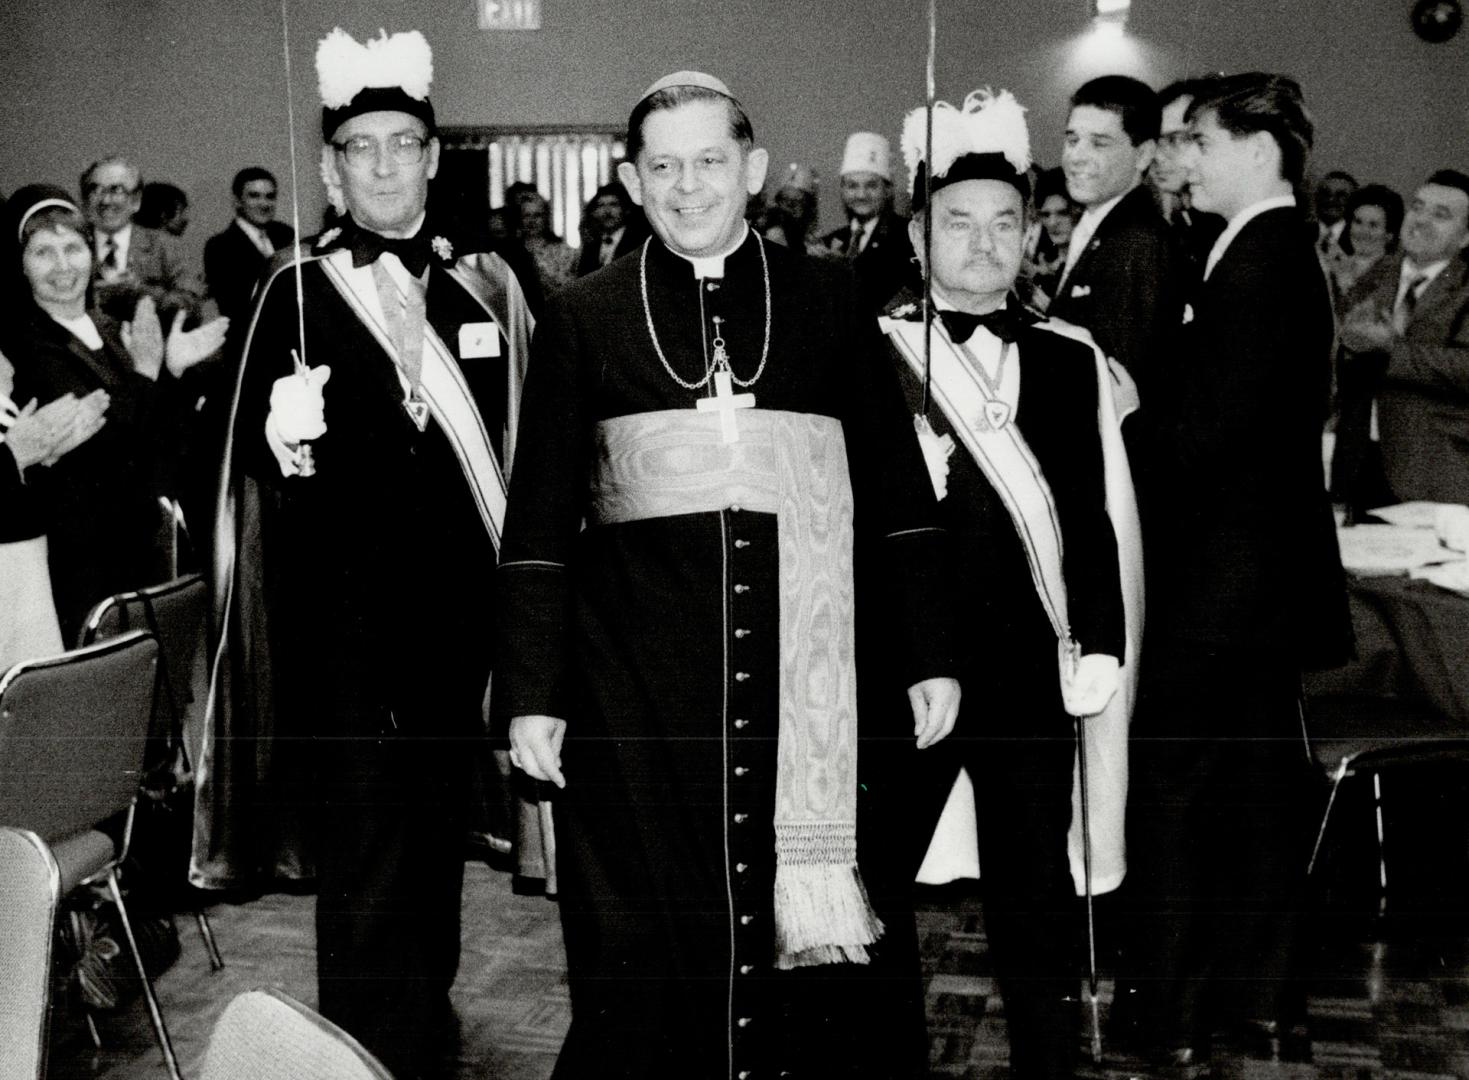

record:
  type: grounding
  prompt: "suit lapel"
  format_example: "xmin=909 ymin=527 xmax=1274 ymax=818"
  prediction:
xmin=1408 ymin=255 xmax=1469 ymax=330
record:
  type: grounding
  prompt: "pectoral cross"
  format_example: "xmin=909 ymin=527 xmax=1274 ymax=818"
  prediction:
xmin=697 ymin=368 xmax=755 ymax=443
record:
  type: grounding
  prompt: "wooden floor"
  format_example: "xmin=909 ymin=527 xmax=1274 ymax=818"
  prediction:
xmin=41 ymin=850 xmax=1469 ymax=1080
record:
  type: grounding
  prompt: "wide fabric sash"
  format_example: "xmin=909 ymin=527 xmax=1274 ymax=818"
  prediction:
xmin=883 ymin=319 xmax=1070 ymax=640
xmin=588 ymin=408 xmax=882 ymax=969
xmin=318 ymin=252 xmax=508 ymax=550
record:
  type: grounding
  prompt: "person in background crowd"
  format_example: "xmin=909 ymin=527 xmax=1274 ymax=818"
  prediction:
xmin=1327 ymin=183 xmax=1404 ymax=299
xmin=1150 ymin=78 xmax=1226 ymax=276
xmin=515 ymin=189 xmax=577 ymax=295
xmin=1314 ymin=168 xmax=1358 ymax=259
xmin=2 ymin=184 xmax=225 ymax=642
xmin=1344 ymin=169 xmax=1469 ymax=506
xmin=136 ymin=181 xmax=190 ymax=237
xmin=205 ymin=167 xmax=295 ymax=324
xmin=1020 ymin=166 xmax=1081 ymax=309
xmin=81 ymin=156 xmax=203 ymax=324
xmin=575 ymin=182 xmax=644 ymax=275
xmin=823 ymin=131 xmax=920 ymax=311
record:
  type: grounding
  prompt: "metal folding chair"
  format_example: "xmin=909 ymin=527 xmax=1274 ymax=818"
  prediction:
xmin=200 ymin=987 xmax=395 ymax=1080
xmin=0 ymin=826 xmax=61 ymax=1080
xmin=0 ymin=630 xmax=184 ymax=1080
xmin=82 ymin=573 xmax=225 ymax=971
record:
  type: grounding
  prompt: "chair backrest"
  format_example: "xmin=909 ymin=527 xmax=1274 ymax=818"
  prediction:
xmin=0 ymin=630 xmax=159 ymax=843
xmin=200 ymin=988 xmax=396 ymax=1080
xmin=81 ymin=574 xmax=209 ymax=741
xmin=0 ymin=827 xmax=60 ymax=1080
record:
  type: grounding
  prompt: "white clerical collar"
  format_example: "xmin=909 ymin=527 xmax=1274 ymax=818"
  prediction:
xmin=51 ymin=311 xmax=104 ymax=351
xmin=668 ymin=223 xmax=750 ymax=278
xmin=1203 ymin=193 xmax=1296 ymax=280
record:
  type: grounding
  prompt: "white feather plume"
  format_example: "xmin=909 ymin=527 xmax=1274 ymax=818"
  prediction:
xmin=316 ymin=27 xmax=434 ymax=108
xmin=901 ymin=88 xmax=1030 ymax=193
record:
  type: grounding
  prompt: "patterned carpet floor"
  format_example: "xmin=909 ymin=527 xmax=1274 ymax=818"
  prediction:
xmin=42 ymin=857 xmax=1469 ymax=1079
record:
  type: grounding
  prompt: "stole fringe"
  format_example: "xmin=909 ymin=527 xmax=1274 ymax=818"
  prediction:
xmin=772 ymin=861 xmax=885 ymax=970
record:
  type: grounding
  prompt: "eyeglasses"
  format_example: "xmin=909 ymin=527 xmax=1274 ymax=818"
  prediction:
xmin=85 ymin=184 xmax=139 ymax=199
xmin=332 ymin=133 xmax=429 ymax=168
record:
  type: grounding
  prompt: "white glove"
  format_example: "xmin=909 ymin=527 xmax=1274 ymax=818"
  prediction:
xmin=913 ymin=414 xmax=955 ymax=501
xmin=1060 ymin=652 xmax=1120 ymax=718
xmin=268 ymin=365 xmax=332 ymax=444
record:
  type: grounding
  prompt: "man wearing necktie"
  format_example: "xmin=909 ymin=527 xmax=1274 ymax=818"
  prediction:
xmin=205 ymin=28 xmax=536 ymax=1079
xmin=1341 ymin=169 xmax=1469 ymax=504
xmin=821 ymin=131 xmax=920 ymax=312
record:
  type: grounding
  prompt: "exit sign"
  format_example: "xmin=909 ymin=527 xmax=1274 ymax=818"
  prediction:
xmin=479 ymin=0 xmax=542 ymax=30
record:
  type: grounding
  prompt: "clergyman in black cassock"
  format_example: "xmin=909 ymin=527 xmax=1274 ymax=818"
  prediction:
xmin=495 ymin=72 xmax=959 ymax=1080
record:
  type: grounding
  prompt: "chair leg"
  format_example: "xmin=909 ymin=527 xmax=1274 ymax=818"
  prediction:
xmin=105 ymin=869 xmax=184 ymax=1080
xmin=1372 ymin=770 xmax=1388 ymax=914
xmin=1308 ymin=765 xmax=1350 ymax=875
xmin=194 ymin=909 xmax=224 ymax=972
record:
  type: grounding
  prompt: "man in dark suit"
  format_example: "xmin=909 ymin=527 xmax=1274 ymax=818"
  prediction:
xmin=204 ymin=167 xmax=295 ymax=324
xmin=1340 ymin=169 xmax=1469 ymax=505
xmin=1150 ymin=79 xmax=1226 ymax=277
xmin=821 ymin=132 xmax=920 ymax=312
xmin=1126 ymin=72 xmax=1352 ymax=1065
xmin=1049 ymin=76 xmax=1184 ymax=396
xmin=81 ymin=156 xmax=203 ymax=324
xmin=573 ymin=181 xmax=645 ymax=276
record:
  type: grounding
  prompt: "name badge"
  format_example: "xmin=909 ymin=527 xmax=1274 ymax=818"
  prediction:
xmin=458 ymin=322 xmax=501 ymax=359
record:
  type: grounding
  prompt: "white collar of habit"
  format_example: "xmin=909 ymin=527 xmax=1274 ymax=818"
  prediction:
xmin=663 ymin=222 xmax=751 ymax=279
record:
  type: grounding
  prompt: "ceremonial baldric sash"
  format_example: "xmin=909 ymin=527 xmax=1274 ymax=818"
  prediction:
xmin=881 ymin=316 xmax=1073 ymax=648
xmin=318 ymin=251 xmax=508 ymax=549
xmin=587 ymin=408 xmax=882 ymax=970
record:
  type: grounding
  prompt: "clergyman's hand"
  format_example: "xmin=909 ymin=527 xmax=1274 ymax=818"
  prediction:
xmin=908 ymin=676 xmax=961 ymax=750
xmin=508 ymin=714 xmax=568 ymax=788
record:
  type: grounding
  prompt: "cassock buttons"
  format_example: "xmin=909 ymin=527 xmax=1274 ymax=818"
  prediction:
xmin=738 ymin=1072 xmax=751 ymax=1080
xmin=734 ymin=538 xmax=750 ymax=548
xmin=737 ymin=1017 xmax=752 ymax=1028
xmin=736 ymin=862 xmax=748 ymax=873
xmin=733 ymin=583 xmax=749 ymax=594
xmin=706 ymin=280 xmax=720 ymax=292
xmin=740 ymin=963 xmax=754 ymax=974
xmin=730 ymin=504 xmax=741 ymax=513
xmin=734 ymin=718 xmax=748 ymax=729
xmin=735 ymin=671 xmax=751 ymax=682
xmin=734 ymin=766 xmax=749 ymax=776
xmin=733 ymin=812 xmax=748 ymax=823
xmin=740 ymin=914 xmax=754 ymax=925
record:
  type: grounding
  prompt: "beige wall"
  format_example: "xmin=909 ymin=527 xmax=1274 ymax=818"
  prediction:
xmin=2 ymin=0 xmax=1465 ymax=270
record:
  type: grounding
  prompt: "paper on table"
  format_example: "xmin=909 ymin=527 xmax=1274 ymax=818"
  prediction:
xmin=1411 ymin=560 xmax=1469 ymax=597
xmin=1337 ymin=523 xmax=1460 ymax=575
xmin=1368 ymin=501 xmax=1454 ymax=528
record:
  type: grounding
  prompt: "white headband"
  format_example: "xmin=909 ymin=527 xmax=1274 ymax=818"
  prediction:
xmin=17 ymin=198 xmax=81 ymax=242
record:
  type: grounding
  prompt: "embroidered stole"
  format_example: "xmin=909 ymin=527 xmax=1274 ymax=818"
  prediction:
xmin=318 ymin=252 xmax=509 ymax=550
xmin=587 ymin=408 xmax=882 ymax=970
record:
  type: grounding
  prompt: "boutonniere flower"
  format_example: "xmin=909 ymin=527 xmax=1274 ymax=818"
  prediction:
xmin=1071 ymin=284 xmax=1092 ymax=298
xmin=891 ymin=302 xmax=918 ymax=319
xmin=315 ymin=226 xmax=343 ymax=251
xmin=431 ymin=235 xmax=454 ymax=261
xmin=1182 ymin=303 xmax=1195 ymax=325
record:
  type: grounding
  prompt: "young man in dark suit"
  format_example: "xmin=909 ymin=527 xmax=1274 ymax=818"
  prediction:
xmin=1049 ymin=76 xmax=1184 ymax=397
xmin=1125 ymin=72 xmax=1352 ymax=1066
xmin=204 ymin=167 xmax=296 ymax=324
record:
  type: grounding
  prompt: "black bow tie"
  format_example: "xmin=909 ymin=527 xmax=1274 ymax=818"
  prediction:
xmin=938 ymin=304 xmax=1030 ymax=344
xmin=346 ymin=226 xmax=431 ymax=276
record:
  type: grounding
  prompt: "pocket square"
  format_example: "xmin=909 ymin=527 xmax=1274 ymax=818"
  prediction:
xmin=1071 ymin=284 xmax=1092 ymax=298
